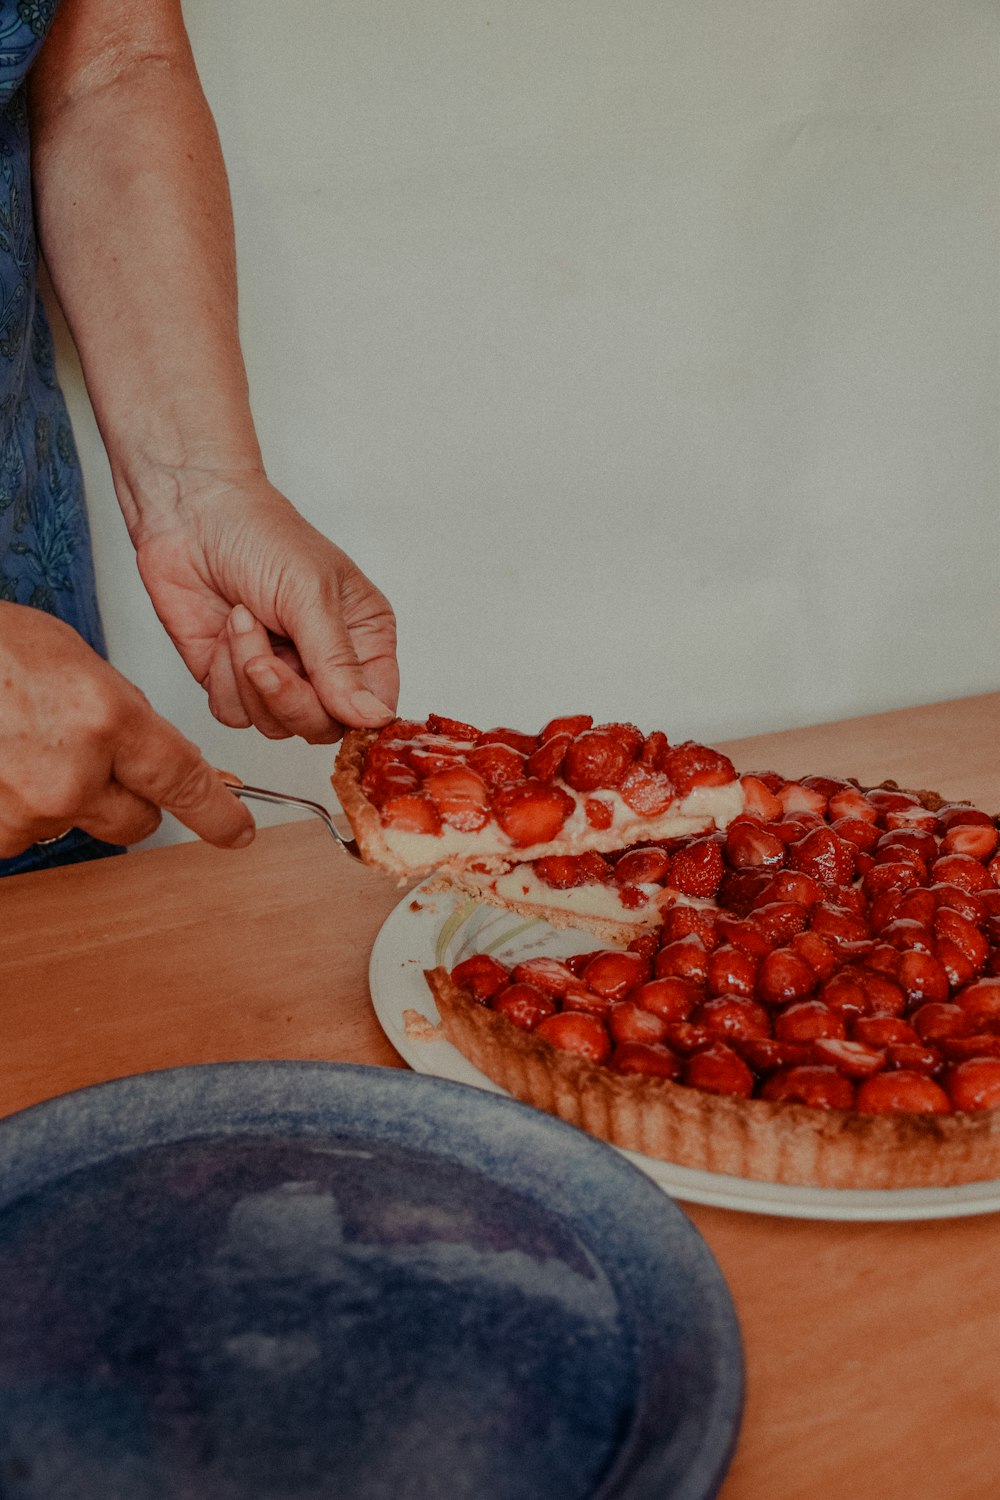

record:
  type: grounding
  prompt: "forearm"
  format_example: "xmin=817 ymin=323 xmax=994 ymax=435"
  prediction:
xmin=28 ymin=2 xmax=263 ymax=540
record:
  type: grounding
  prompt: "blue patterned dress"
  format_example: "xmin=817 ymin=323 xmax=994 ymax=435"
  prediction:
xmin=0 ymin=0 xmax=121 ymax=874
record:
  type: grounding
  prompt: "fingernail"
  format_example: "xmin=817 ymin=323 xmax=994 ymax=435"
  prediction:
xmin=232 ymin=826 xmax=255 ymax=849
xmin=351 ymin=689 xmax=393 ymax=723
xmin=246 ymin=662 xmax=281 ymax=693
xmin=230 ymin=604 xmax=256 ymax=635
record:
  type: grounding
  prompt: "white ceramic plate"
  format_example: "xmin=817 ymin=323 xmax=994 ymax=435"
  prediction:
xmin=369 ymin=883 xmax=1000 ymax=1222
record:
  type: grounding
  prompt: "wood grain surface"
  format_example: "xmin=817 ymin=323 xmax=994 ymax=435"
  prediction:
xmin=2 ymin=692 xmax=999 ymax=1499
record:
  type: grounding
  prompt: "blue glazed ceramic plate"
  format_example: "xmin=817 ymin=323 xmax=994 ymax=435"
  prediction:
xmin=0 ymin=1062 xmax=742 ymax=1500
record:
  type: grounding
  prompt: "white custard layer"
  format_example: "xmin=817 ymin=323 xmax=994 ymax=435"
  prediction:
xmin=381 ymin=777 xmax=745 ymax=870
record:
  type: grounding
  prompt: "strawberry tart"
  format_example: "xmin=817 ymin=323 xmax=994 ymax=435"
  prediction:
xmin=335 ymin=715 xmax=1000 ymax=1189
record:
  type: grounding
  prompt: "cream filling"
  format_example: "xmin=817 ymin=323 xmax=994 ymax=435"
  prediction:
xmin=381 ymin=777 xmax=745 ymax=870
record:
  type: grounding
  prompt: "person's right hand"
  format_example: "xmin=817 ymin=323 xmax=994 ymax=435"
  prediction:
xmin=0 ymin=602 xmax=255 ymax=857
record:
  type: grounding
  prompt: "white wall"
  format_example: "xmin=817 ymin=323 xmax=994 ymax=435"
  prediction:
xmin=59 ymin=1 xmax=1000 ymax=842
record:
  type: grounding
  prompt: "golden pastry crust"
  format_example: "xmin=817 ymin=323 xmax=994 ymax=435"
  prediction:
xmin=427 ymin=968 xmax=1000 ymax=1190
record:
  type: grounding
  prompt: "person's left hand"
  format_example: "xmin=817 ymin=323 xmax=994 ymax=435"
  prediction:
xmin=132 ymin=473 xmax=399 ymax=743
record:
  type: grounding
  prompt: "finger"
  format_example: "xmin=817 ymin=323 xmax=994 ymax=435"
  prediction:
xmin=205 ymin=638 xmax=253 ymax=730
xmin=75 ymin=781 xmax=164 ymax=846
xmin=224 ymin=606 xmax=296 ymax=740
xmin=243 ymin=654 xmax=346 ymax=745
xmin=286 ymin=579 xmax=397 ymax=729
xmin=112 ymin=709 xmax=256 ymax=849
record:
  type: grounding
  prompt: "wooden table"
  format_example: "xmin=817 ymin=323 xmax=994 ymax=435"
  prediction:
xmin=3 ymin=693 xmax=1000 ymax=1499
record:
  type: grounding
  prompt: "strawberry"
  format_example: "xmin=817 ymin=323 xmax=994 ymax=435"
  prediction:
xmin=609 ymin=1000 xmax=672 ymax=1045
xmin=856 ymin=1071 xmax=950 ymax=1113
xmin=761 ymin=1065 xmax=854 ymax=1110
xmin=706 ymin=944 xmax=759 ymax=998
xmin=561 ymin=730 xmax=636 ymax=792
xmin=527 ymin=733 xmax=571 ymax=782
xmin=831 ymin=816 xmax=881 ymax=853
xmin=885 ymin=1043 xmax=943 ymax=1077
xmin=811 ymin=1038 xmax=886 ymax=1079
xmin=533 ymin=853 xmax=612 ymax=889
xmin=466 ymin=742 xmax=528 ymax=791
xmin=540 ymin=714 xmax=593 ymax=741
xmin=895 ymin=949 xmax=950 ymax=1006
xmin=535 ymin=1011 xmax=611 ymax=1063
xmin=714 ymin=914 xmax=772 ymax=956
xmin=639 ymin=730 xmax=670 ymax=771
xmin=882 ymin=807 xmax=940 ymax=832
xmin=891 ymin=887 xmax=939 ymax=926
xmin=756 ymin=870 xmax=824 ymax=907
xmin=613 ymin=846 xmax=672 ymax=887
xmin=952 ymin=976 xmax=1000 ymax=1027
xmin=930 ymin=882 xmax=987 ymax=923
xmin=851 ymin=1015 xmax=918 ymax=1047
xmin=862 ymin=862 xmax=924 ymax=900
xmin=935 ymin=936 xmax=977 ymax=990
xmin=662 ymin=742 xmax=736 ymax=797
xmin=655 ymin=935 xmax=710 ymax=986
xmin=828 ymin=786 xmax=879 ymax=823
xmin=942 ymin=824 xmax=999 ymax=861
xmin=808 ymin=903 xmax=870 ymax=945
xmin=426 ymin=714 xmax=479 ymax=740
xmin=492 ymin=779 xmax=574 ymax=847
xmin=492 ymin=983 xmax=556 ymax=1031
xmin=564 ymin=949 xmax=607 ymax=976
xmin=910 ymin=1002 xmax=972 ymax=1044
xmin=664 ymin=1021 xmax=714 ymax=1055
xmin=933 ymin=907 xmax=989 ymax=971
xmin=860 ymin=972 xmax=907 ymax=1017
xmin=930 ymin=853 xmax=994 ymax=893
xmin=756 ymin=948 xmax=817 ymax=1006
xmin=584 ymin=798 xmax=614 ymax=830
xmin=735 ymin=1037 xmax=812 ymax=1075
xmin=618 ymin=765 xmax=677 ymax=816
xmin=943 ymin=1035 xmax=1000 ymax=1063
xmin=669 ymin=838 xmax=725 ymax=898
xmin=937 ymin=804 xmax=995 ymax=830
xmin=777 ymin=781 xmax=829 ymax=818
xmin=475 ymin=726 xmax=538 ymax=755
xmin=774 ymin=1001 xmax=846 ymax=1043
xmin=740 ymin=774 xmax=784 ymax=822
xmin=864 ymin=787 xmax=922 ymax=815
xmin=561 ymin=986 xmax=613 ymax=1020
xmin=610 ymin=1042 xmax=681 ymax=1079
xmin=451 ymin=953 xmax=510 ymax=1001
xmin=716 ymin=869 xmax=773 ymax=916
xmin=816 ymin=969 xmax=869 ymax=1018
xmin=693 ymin=995 xmax=771 ymax=1041
xmin=752 ymin=900 xmax=810 ymax=946
xmin=422 ymin=766 xmax=491 ymax=831
xmin=880 ymin=918 xmax=935 ymax=954
xmin=378 ymin=718 xmax=428 ymax=742
xmin=790 ymin=929 xmax=840 ymax=981
xmin=683 ymin=1043 xmax=754 ymax=1098
xmin=659 ymin=904 xmax=721 ymax=949
xmin=380 ymin=792 xmax=442 ymax=834
xmin=580 ymin=950 xmax=651 ymax=1001
xmin=724 ymin=821 xmax=786 ymax=870
xmin=787 ymin=827 xmax=855 ymax=886
xmin=364 ymin=767 xmax=421 ymax=807
xmin=511 ymin=956 xmax=579 ymax=996
xmin=405 ymin=744 xmax=466 ymax=777
xmin=947 ymin=1058 xmax=1000 ymax=1110
xmin=876 ymin=827 xmax=938 ymax=863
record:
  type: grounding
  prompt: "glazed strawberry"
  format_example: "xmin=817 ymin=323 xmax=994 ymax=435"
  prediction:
xmin=613 ymin=846 xmax=672 ymax=887
xmin=896 ymin=949 xmax=951 ymax=1006
xmin=860 ymin=972 xmax=907 ymax=1017
xmin=774 ymin=1001 xmax=846 ymax=1043
xmin=618 ymin=765 xmax=677 ymax=816
xmin=609 ymin=1000 xmax=672 ymax=1044
xmin=540 ymin=714 xmax=593 ymax=741
xmin=788 ymin=827 xmax=855 ymax=886
xmin=756 ymin=948 xmax=817 ymax=1006
xmin=862 ymin=861 xmax=924 ymax=900
xmin=864 ymin=787 xmax=922 ymax=815
xmin=423 ymin=766 xmax=491 ymax=831
xmin=511 ymin=956 xmax=579 ymax=996
xmin=561 ymin=986 xmax=614 ymax=1020
xmin=426 ymin=714 xmax=479 ymax=740
xmin=405 ymin=744 xmax=466 ymax=778
xmin=828 ymin=786 xmax=879 ymax=823
xmin=816 ymin=970 xmax=870 ymax=1019
xmin=584 ymin=798 xmax=614 ymax=830
xmin=639 ymin=730 xmax=670 ymax=770
xmin=752 ymin=901 xmax=810 ymax=946
xmin=880 ymin=918 xmax=935 ymax=954
xmin=669 ymin=838 xmax=725 ymax=898
xmin=660 ymin=904 xmax=720 ymax=950
xmin=811 ymin=1038 xmax=886 ymax=1079
xmin=947 ymin=1058 xmax=1000 ymax=1110
xmin=706 ymin=944 xmax=759 ymax=999
xmin=790 ymin=929 xmax=840 ymax=981
xmin=683 ymin=1043 xmax=754 ymax=1098
xmin=857 ymin=1071 xmax=950 ymax=1113
xmin=930 ymin=853 xmax=994 ymax=894
xmin=611 ymin=1042 xmax=681 ymax=1078
xmin=943 ymin=1035 xmax=1000 ymax=1063
xmin=716 ymin=869 xmax=773 ymax=916
xmin=363 ymin=766 xmax=421 ymax=806
xmin=735 ymin=1037 xmax=812 ymax=1075
xmin=527 ymin=733 xmax=571 ymax=782
xmin=886 ymin=1042 xmax=943 ymax=1076
xmin=580 ymin=949 xmax=651 ymax=1001
xmin=662 ymin=742 xmax=736 ymax=797
xmin=493 ymin=983 xmax=557 ymax=1031
xmin=778 ymin=782 xmax=829 ymax=818
xmin=627 ymin=929 xmax=661 ymax=958
xmin=724 ymin=821 xmax=786 ymax=869
xmin=937 ymin=804 xmax=995 ymax=830
xmin=561 ymin=729 xmax=636 ymax=792
xmin=942 ymin=822 xmax=1000 ymax=861
xmin=564 ymin=949 xmax=607 ymax=976
xmin=451 ymin=953 xmax=510 ymax=1002
xmin=910 ymin=1002 xmax=972 ymax=1044
xmin=475 ymin=726 xmax=538 ymax=755
xmin=492 ymin=779 xmax=575 ymax=847
xmin=930 ymin=882 xmax=987 ymax=923
xmin=808 ymin=902 xmax=869 ymax=945
xmin=933 ymin=907 xmax=989 ymax=971
xmin=466 ymin=742 xmax=528 ymax=791
xmin=952 ymin=976 xmax=1000 ymax=1027
xmin=740 ymin=774 xmax=783 ymax=821
xmin=852 ymin=1015 xmax=919 ymax=1047
xmin=714 ymin=914 xmax=771 ymax=956
xmin=756 ymin=870 xmax=824 ymax=907
xmin=533 ymin=853 xmax=612 ymax=889
xmin=935 ymin=936 xmax=978 ymax=990
xmin=664 ymin=1021 xmax=714 ymax=1055
xmin=693 ymin=995 xmax=771 ymax=1041
xmin=638 ymin=978 xmax=701 ymax=1026
xmin=831 ymin=816 xmax=881 ymax=852
xmin=535 ymin=1011 xmax=611 ymax=1064
xmin=655 ymin=936 xmax=710 ymax=986
xmin=761 ymin=1065 xmax=855 ymax=1110
xmin=380 ymin=792 xmax=442 ymax=833
xmin=890 ymin=887 xmax=939 ymax=926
